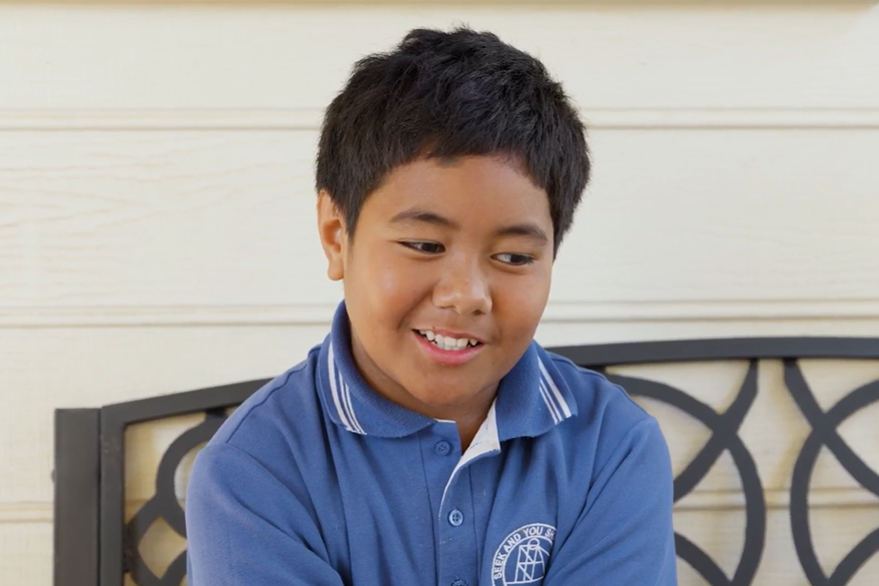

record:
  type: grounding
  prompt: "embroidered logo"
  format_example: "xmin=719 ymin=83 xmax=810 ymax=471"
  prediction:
xmin=491 ymin=523 xmax=556 ymax=586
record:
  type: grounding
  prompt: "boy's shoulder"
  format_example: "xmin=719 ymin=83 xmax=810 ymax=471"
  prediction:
xmin=539 ymin=346 xmax=662 ymax=451
xmin=207 ymin=344 xmax=325 ymax=453
xmin=544 ymin=348 xmax=649 ymax=413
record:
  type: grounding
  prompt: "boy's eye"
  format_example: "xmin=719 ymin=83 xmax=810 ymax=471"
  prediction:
xmin=494 ymin=253 xmax=534 ymax=266
xmin=400 ymin=241 xmax=445 ymax=254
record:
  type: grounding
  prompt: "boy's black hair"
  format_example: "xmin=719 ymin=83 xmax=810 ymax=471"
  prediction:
xmin=316 ymin=27 xmax=590 ymax=253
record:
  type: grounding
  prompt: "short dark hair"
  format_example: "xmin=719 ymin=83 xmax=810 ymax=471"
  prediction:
xmin=316 ymin=27 xmax=590 ymax=253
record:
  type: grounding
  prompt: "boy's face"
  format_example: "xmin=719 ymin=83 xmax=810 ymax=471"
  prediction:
xmin=317 ymin=155 xmax=554 ymax=422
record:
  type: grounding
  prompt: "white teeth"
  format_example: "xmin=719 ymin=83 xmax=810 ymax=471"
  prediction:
xmin=418 ymin=330 xmax=479 ymax=351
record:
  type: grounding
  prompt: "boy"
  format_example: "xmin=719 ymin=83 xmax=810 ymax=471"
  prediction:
xmin=187 ymin=27 xmax=677 ymax=586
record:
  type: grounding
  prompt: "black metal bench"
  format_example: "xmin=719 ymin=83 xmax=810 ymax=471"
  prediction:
xmin=54 ymin=337 xmax=879 ymax=586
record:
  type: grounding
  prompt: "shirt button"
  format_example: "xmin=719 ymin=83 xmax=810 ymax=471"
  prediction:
xmin=435 ymin=441 xmax=451 ymax=455
xmin=448 ymin=509 xmax=464 ymax=526
xmin=451 ymin=581 xmax=467 ymax=586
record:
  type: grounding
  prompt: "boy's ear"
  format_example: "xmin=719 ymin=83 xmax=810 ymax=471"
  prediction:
xmin=316 ymin=190 xmax=346 ymax=281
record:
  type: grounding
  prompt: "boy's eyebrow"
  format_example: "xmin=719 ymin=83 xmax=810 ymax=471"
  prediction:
xmin=496 ymin=223 xmax=549 ymax=245
xmin=389 ymin=209 xmax=458 ymax=229
xmin=390 ymin=208 xmax=549 ymax=245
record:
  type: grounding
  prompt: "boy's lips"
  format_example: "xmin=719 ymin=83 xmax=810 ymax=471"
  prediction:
xmin=412 ymin=330 xmax=485 ymax=366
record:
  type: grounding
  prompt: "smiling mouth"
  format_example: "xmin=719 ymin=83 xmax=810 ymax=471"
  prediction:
xmin=415 ymin=329 xmax=482 ymax=351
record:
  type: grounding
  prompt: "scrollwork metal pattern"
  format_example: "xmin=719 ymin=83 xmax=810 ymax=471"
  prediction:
xmin=785 ymin=360 xmax=879 ymax=586
xmin=126 ymin=409 xmax=230 ymax=586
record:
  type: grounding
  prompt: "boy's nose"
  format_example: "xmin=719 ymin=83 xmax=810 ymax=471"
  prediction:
xmin=432 ymin=259 xmax=492 ymax=316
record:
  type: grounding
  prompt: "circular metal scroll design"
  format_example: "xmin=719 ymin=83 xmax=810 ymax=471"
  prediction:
xmin=785 ymin=359 xmax=879 ymax=586
xmin=126 ymin=409 xmax=229 ymax=586
xmin=604 ymin=359 xmax=766 ymax=586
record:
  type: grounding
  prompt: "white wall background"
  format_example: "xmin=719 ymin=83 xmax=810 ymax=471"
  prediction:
xmin=2 ymin=2 xmax=879 ymax=584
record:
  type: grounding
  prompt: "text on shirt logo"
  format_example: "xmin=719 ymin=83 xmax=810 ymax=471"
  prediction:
xmin=492 ymin=523 xmax=556 ymax=586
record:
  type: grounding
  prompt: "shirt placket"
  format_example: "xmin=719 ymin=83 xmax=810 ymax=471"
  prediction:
xmin=436 ymin=465 xmax=478 ymax=586
xmin=419 ymin=423 xmax=480 ymax=586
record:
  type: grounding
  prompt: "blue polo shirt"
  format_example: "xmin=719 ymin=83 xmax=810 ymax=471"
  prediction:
xmin=186 ymin=304 xmax=677 ymax=586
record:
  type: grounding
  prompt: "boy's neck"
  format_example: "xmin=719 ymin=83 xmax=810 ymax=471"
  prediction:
xmin=455 ymin=408 xmax=491 ymax=451
xmin=380 ymin=383 xmax=494 ymax=451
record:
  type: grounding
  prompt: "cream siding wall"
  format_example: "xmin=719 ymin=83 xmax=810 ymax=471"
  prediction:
xmin=2 ymin=3 xmax=879 ymax=584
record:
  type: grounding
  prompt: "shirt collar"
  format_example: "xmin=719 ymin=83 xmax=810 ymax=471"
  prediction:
xmin=316 ymin=302 xmax=577 ymax=439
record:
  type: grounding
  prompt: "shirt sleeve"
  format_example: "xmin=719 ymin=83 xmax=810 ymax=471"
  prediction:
xmin=544 ymin=418 xmax=678 ymax=585
xmin=185 ymin=443 xmax=346 ymax=586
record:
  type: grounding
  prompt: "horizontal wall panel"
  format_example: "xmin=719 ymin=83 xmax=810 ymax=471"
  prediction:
xmin=1 ymin=5 xmax=877 ymax=111
xmin=556 ymin=127 xmax=879 ymax=303
xmin=0 ymin=522 xmax=52 ymax=586
xmin=4 ymin=127 xmax=879 ymax=320
xmin=0 ymin=324 xmax=330 ymax=504
xmin=6 ymin=321 xmax=879 ymax=504
xmin=0 ymin=503 xmax=53 ymax=523
xmin=0 ymin=130 xmax=338 ymax=309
